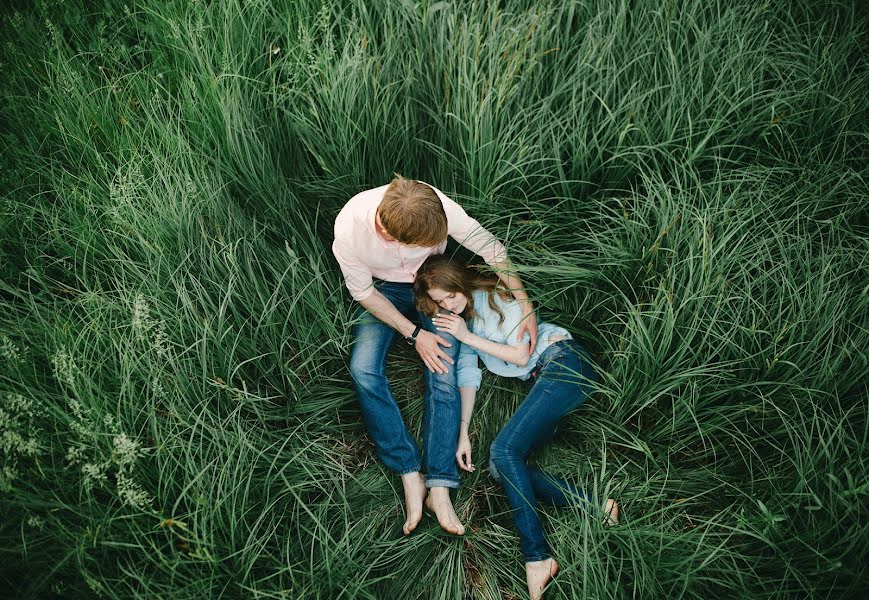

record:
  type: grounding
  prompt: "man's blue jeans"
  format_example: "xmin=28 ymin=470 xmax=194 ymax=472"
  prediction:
xmin=488 ymin=340 xmax=599 ymax=562
xmin=348 ymin=280 xmax=461 ymax=488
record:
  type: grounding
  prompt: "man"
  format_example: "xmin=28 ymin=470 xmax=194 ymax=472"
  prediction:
xmin=332 ymin=176 xmax=538 ymax=535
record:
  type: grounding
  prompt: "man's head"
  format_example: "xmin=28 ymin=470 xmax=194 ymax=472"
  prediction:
xmin=376 ymin=176 xmax=448 ymax=247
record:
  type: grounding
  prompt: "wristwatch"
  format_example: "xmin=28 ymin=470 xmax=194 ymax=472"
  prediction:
xmin=405 ymin=325 xmax=421 ymax=346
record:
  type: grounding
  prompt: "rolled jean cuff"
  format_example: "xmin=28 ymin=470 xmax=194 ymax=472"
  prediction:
xmin=397 ymin=466 xmax=421 ymax=477
xmin=524 ymin=553 xmax=551 ymax=563
xmin=425 ymin=477 xmax=459 ymax=489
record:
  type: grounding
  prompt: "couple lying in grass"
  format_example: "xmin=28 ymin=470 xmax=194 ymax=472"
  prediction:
xmin=332 ymin=176 xmax=618 ymax=600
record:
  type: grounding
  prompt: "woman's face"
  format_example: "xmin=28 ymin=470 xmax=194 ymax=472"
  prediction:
xmin=427 ymin=286 xmax=469 ymax=315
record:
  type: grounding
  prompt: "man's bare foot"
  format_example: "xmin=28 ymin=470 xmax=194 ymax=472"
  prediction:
xmin=424 ymin=486 xmax=465 ymax=535
xmin=401 ymin=472 xmax=427 ymax=535
xmin=526 ymin=557 xmax=559 ymax=600
xmin=604 ymin=498 xmax=619 ymax=526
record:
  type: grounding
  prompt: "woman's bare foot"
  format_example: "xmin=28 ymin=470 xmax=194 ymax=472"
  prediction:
xmin=526 ymin=557 xmax=559 ymax=600
xmin=424 ymin=486 xmax=465 ymax=535
xmin=401 ymin=472 xmax=427 ymax=535
xmin=604 ymin=498 xmax=619 ymax=526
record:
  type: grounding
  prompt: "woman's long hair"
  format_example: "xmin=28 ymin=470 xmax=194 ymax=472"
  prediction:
xmin=413 ymin=255 xmax=510 ymax=324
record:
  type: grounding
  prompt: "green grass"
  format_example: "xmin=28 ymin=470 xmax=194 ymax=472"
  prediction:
xmin=0 ymin=0 xmax=866 ymax=598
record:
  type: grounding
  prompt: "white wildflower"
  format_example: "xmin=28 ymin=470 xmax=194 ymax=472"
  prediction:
xmin=182 ymin=174 xmax=198 ymax=204
xmin=116 ymin=472 xmax=152 ymax=509
xmin=103 ymin=414 xmax=116 ymax=431
xmin=0 ymin=335 xmax=20 ymax=363
xmin=131 ymin=295 xmax=172 ymax=358
xmin=69 ymin=398 xmax=85 ymax=421
xmin=66 ymin=445 xmax=86 ymax=465
xmin=44 ymin=19 xmax=58 ymax=44
xmin=152 ymin=325 xmax=170 ymax=357
xmin=1 ymin=393 xmax=43 ymax=461
xmin=132 ymin=294 xmax=151 ymax=336
xmin=51 ymin=348 xmax=78 ymax=387
xmin=70 ymin=419 xmax=90 ymax=440
xmin=21 ymin=437 xmax=39 ymax=457
xmin=27 ymin=515 xmax=44 ymax=529
xmin=0 ymin=465 xmax=17 ymax=492
xmin=84 ymin=572 xmax=104 ymax=597
xmin=1 ymin=430 xmax=39 ymax=457
xmin=6 ymin=393 xmax=37 ymax=419
xmin=82 ymin=462 xmax=108 ymax=489
xmin=0 ymin=429 xmax=21 ymax=454
xmin=112 ymin=433 xmax=142 ymax=468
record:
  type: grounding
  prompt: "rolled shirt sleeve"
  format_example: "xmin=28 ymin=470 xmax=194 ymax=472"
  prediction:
xmin=456 ymin=340 xmax=483 ymax=389
xmin=332 ymin=237 xmax=375 ymax=302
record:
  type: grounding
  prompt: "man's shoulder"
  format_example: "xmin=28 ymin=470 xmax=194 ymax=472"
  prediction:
xmin=347 ymin=184 xmax=390 ymax=208
xmin=335 ymin=184 xmax=389 ymax=226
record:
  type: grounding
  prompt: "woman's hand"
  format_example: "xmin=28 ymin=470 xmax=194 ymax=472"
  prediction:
xmin=432 ymin=313 xmax=469 ymax=342
xmin=456 ymin=431 xmax=475 ymax=472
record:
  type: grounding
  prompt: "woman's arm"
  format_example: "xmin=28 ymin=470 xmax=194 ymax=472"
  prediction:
xmin=462 ymin=330 xmax=531 ymax=367
xmin=433 ymin=314 xmax=531 ymax=367
xmin=456 ymin=386 xmax=477 ymax=472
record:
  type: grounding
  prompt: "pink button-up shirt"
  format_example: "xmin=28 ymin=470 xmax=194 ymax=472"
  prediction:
xmin=332 ymin=183 xmax=507 ymax=301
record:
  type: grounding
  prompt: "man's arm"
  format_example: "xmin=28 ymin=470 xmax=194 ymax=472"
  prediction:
xmin=431 ymin=186 xmax=539 ymax=349
xmin=357 ymin=291 xmax=456 ymax=375
xmin=358 ymin=289 xmax=417 ymax=337
xmin=488 ymin=256 xmax=538 ymax=350
xmin=333 ymin=236 xmax=455 ymax=374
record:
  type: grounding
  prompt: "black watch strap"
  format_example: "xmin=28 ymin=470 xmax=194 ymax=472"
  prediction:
xmin=406 ymin=325 xmax=422 ymax=345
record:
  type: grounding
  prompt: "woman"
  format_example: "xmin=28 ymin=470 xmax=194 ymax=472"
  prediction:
xmin=413 ymin=255 xmax=618 ymax=600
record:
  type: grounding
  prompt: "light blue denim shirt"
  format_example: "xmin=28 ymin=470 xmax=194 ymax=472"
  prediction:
xmin=456 ymin=290 xmax=572 ymax=389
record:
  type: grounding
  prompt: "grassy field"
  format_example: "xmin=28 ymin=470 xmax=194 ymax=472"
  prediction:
xmin=0 ymin=0 xmax=866 ymax=598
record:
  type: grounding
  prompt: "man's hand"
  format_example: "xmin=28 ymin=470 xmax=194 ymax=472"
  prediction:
xmin=517 ymin=303 xmax=539 ymax=351
xmin=414 ymin=329 xmax=454 ymax=374
xmin=456 ymin=431 xmax=474 ymax=472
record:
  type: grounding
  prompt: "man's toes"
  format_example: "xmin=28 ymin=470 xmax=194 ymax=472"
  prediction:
xmin=441 ymin=514 xmax=464 ymax=535
xmin=451 ymin=516 xmax=465 ymax=535
xmin=403 ymin=514 xmax=421 ymax=535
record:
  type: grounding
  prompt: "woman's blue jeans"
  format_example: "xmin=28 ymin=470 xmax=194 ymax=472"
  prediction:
xmin=488 ymin=340 xmax=599 ymax=562
xmin=348 ymin=281 xmax=461 ymax=488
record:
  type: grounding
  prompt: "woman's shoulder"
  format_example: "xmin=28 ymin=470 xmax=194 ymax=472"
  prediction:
xmin=471 ymin=289 xmax=517 ymax=310
xmin=475 ymin=290 xmax=524 ymax=330
xmin=489 ymin=290 xmax=522 ymax=314
xmin=471 ymin=289 xmax=491 ymax=307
